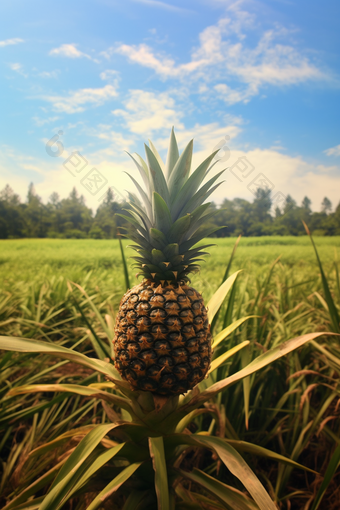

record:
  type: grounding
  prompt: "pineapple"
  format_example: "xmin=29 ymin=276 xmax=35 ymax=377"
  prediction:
xmin=113 ymin=128 xmax=224 ymax=395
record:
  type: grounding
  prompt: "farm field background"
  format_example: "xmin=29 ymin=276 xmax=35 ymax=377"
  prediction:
xmin=1 ymin=236 xmax=340 ymax=508
xmin=1 ymin=236 xmax=339 ymax=301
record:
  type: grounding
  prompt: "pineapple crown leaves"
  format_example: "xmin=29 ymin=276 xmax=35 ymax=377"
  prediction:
xmin=122 ymin=127 xmax=227 ymax=283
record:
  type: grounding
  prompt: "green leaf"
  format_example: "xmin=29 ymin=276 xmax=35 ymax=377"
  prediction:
xmin=67 ymin=443 xmax=127 ymax=497
xmin=164 ymin=243 xmax=179 ymax=258
xmin=310 ymin=443 xmax=340 ymax=510
xmin=225 ymin=440 xmax=318 ymax=474
xmin=8 ymin=383 xmax=133 ymax=413
xmin=119 ymin=236 xmax=131 ymax=290
xmin=172 ymin=435 xmax=276 ymax=510
xmin=0 ymin=335 xmax=119 ymax=380
xmin=124 ymin=172 xmax=152 ymax=218
xmin=177 ymin=171 xmax=225 ymax=217
xmin=212 ymin=316 xmax=257 ymax=349
xmin=197 ymin=332 xmax=338 ymax=404
xmin=145 ymin=144 xmax=170 ymax=204
xmin=126 ymin=151 xmax=151 ymax=197
xmin=171 ymin=152 xmax=219 ymax=218
xmin=153 ymin=192 xmax=173 ymax=233
xmin=165 ymin=127 xmax=179 ymax=179
xmin=179 ymin=468 xmax=260 ymax=510
xmin=303 ymin=221 xmax=340 ymax=333
xmin=208 ymin=341 xmax=250 ymax=375
xmin=86 ymin=463 xmax=143 ymax=510
xmin=168 ymin=214 xmax=191 ymax=244
xmin=123 ymin=490 xmax=154 ymax=510
xmin=206 ymin=271 xmax=241 ymax=323
xmin=149 ymin=437 xmax=170 ymax=510
xmin=39 ymin=424 xmax=123 ymax=510
xmin=168 ymin=140 xmax=193 ymax=203
xmin=150 ymin=228 xmax=168 ymax=249
xmin=149 ymin=139 xmax=165 ymax=172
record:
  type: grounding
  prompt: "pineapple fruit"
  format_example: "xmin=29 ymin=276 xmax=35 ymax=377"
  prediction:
xmin=114 ymin=128 xmax=224 ymax=395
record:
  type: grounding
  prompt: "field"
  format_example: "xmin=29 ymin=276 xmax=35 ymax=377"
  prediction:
xmin=1 ymin=236 xmax=339 ymax=298
xmin=1 ymin=236 xmax=340 ymax=509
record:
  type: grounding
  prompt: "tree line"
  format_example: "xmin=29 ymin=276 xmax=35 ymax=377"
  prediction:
xmin=0 ymin=183 xmax=339 ymax=239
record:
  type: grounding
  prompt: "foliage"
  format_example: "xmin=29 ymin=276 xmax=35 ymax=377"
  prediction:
xmin=1 ymin=236 xmax=340 ymax=508
xmin=1 ymin=183 xmax=340 ymax=239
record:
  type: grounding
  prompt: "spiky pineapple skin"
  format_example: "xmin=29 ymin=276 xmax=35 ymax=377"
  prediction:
xmin=113 ymin=280 xmax=212 ymax=395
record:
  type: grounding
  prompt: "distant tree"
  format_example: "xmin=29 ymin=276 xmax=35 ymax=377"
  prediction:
xmin=301 ymin=196 xmax=312 ymax=213
xmin=0 ymin=184 xmax=21 ymax=206
xmin=0 ymin=184 xmax=25 ymax=238
xmin=49 ymin=192 xmax=60 ymax=208
xmin=321 ymin=197 xmax=332 ymax=214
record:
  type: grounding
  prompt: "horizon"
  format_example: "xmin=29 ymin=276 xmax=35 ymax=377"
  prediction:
xmin=1 ymin=0 xmax=339 ymax=212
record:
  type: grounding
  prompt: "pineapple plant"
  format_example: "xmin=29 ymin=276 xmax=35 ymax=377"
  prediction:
xmin=114 ymin=128 xmax=224 ymax=395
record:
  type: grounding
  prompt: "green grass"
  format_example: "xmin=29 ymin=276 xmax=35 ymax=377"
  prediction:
xmin=1 ymin=236 xmax=340 ymax=509
xmin=1 ymin=236 xmax=339 ymax=292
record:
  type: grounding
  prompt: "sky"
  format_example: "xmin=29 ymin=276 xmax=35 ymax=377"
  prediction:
xmin=0 ymin=0 xmax=339 ymax=213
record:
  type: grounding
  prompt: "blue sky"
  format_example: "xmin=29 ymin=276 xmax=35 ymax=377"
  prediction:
xmin=1 ymin=0 xmax=339 ymax=212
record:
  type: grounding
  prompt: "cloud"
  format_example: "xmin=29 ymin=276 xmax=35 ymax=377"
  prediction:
xmin=38 ymin=70 xmax=59 ymax=79
xmin=0 ymin=38 xmax=23 ymax=47
xmin=49 ymin=44 xmax=99 ymax=63
xmin=114 ymin=4 xmax=327 ymax=103
xmin=42 ymin=85 xmax=119 ymax=114
xmin=0 ymin=144 xmax=131 ymax=211
xmin=100 ymin=69 xmax=120 ymax=87
xmin=33 ymin=116 xmax=60 ymax=127
xmin=9 ymin=62 xmax=28 ymax=77
xmin=324 ymin=144 xmax=340 ymax=157
xmin=112 ymin=90 xmax=184 ymax=134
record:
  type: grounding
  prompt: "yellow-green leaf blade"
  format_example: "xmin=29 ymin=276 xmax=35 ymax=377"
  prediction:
xmin=207 ymin=271 xmax=241 ymax=324
xmin=149 ymin=436 xmax=169 ymax=510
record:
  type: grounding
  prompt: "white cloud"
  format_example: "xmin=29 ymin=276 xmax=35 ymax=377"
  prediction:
xmin=324 ymin=144 xmax=340 ymax=157
xmin=49 ymin=44 xmax=99 ymax=63
xmin=100 ymin=69 xmax=120 ymax=87
xmin=9 ymin=62 xmax=28 ymax=77
xmin=0 ymin=38 xmax=23 ymax=47
xmin=0 ymin=144 xmax=130 ymax=211
xmin=112 ymin=90 xmax=184 ymax=135
xmin=114 ymin=4 xmax=327 ymax=103
xmin=1 ymin=129 xmax=340 ymax=212
xmin=210 ymin=148 xmax=340 ymax=210
xmin=33 ymin=116 xmax=60 ymax=127
xmin=42 ymin=85 xmax=119 ymax=114
xmin=39 ymin=70 xmax=59 ymax=79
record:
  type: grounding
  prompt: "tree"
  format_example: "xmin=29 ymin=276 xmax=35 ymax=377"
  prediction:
xmin=301 ymin=196 xmax=312 ymax=213
xmin=321 ymin=197 xmax=332 ymax=214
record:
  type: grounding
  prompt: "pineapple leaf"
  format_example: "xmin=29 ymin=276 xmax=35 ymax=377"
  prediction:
xmin=178 ymin=171 xmax=225 ymax=216
xmin=149 ymin=437 xmax=170 ymax=510
xmin=145 ymin=145 xmax=170 ymax=204
xmin=152 ymin=192 xmax=172 ymax=232
xmin=86 ymin=463 xmax=143 ymax=510
xmin=183 ymin=210 xmax=218 ymax=241
xmin=168 ymin=214 xmax=191 ymax=244
xmin=151 ymin=249 xmax=166 ymax=264
xmin=150 ymin=228 xmax=168 ymax=249
xmin=180 ymin=226 xmax=223 ymax=253
xmin=171 ymin=151 xmax=219 ymax=218
xmin=148 ymin=139 xmax=165 ymax=172
xmin=168 ymin=139 xmax=193 ymax=203
xmin=126 ymin=152 xmax=151 ymax=198
xmin=124 ymin=172 xmax=152 ymax=218
xmin=165 ymin=126 xmax=179 ymax=179
xmin=163 ymin=243 xmax=179 ymax=258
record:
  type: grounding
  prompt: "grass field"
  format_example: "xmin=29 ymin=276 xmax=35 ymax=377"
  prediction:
xmin=1 ymin=236 xmax=340 ymax=509
xmin=1 ymin=236 xmax=339 ymax=300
